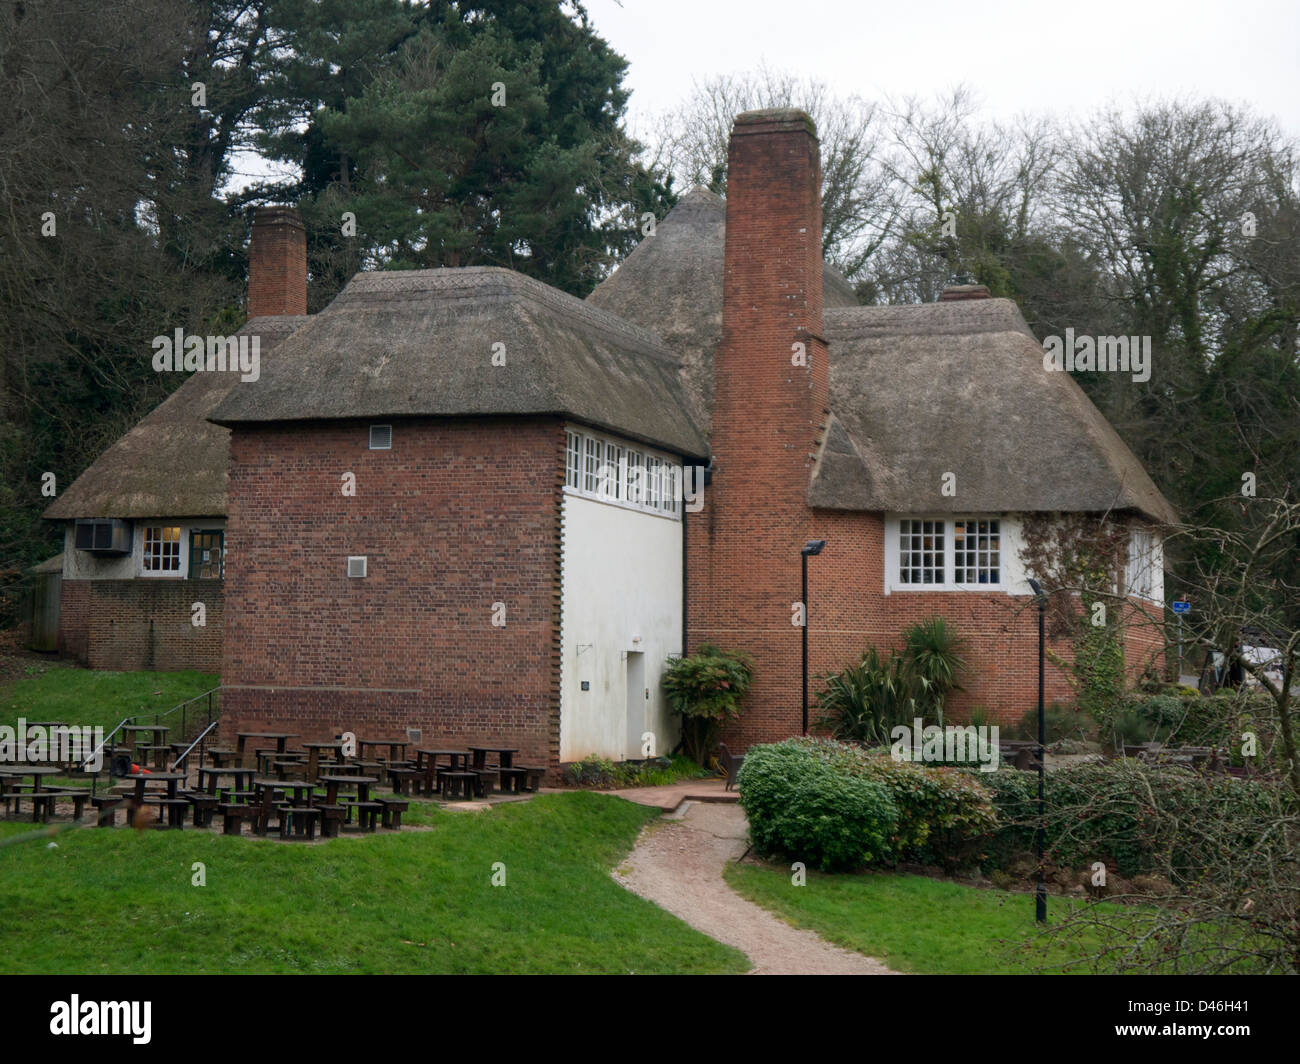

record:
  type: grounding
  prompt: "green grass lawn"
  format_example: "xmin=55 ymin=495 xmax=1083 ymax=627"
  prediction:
xmin=0 ymin=792 xmax=747 ymax=974
xmin=725 ymin=862 xmax=1130 ymax=974
xmin=0 ymin=664 xmax=218 ymax=732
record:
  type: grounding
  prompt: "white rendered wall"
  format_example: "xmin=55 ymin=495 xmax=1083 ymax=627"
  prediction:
xmin=62 ymin=519 xmax=226 ymax=580
xmin=559 ymin=492 xmax=682 ymax=762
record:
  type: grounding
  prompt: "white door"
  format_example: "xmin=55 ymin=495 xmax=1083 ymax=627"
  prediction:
xmin=625 ymin=651 xmax=646 ymax=760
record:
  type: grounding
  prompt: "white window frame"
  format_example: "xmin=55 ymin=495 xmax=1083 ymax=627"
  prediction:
xmin=1125 ymin=529 xmax=1164 ymax=604
xmin=141 ymin=525 xmax=183 ymax=577
xmin=562 ymin=425 xmax=683 ymax=521
xmin=885 ymin=514 xmax=1020 ymax=593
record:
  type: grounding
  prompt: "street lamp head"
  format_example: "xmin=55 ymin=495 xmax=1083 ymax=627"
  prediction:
xmin=1027 ymin=577 xmax=1047 ymax=602
xmin=802 ymin=540 xmax=827 ymax=556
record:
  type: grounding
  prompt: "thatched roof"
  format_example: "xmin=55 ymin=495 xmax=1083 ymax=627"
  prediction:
xmin=811 ymin=300 xmax=1179 ymax=522
xmin=587 ymin=188 xmax=858 ymax=426
xmin=43 ymin=317 xmax=307 ymax=520
xmin=589 ymin=189 xmax=1174 ymax=523
xmin=210 ymin=267 xmax=708 ymax=459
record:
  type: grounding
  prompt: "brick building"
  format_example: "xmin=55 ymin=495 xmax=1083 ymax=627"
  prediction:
xmin=46 ymin=109 xmax=1175 ymax=766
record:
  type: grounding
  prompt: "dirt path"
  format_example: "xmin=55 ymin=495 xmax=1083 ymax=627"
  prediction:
xmin=615 ymin=801 xmax=897 ymax=975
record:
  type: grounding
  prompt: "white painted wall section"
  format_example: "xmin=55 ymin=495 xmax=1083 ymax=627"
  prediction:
xmin=559 ymin=492 xmax=682 ymax=762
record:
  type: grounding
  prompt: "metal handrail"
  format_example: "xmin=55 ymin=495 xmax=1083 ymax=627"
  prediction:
xmin=172 ymin=719 xmax=219 ymax=771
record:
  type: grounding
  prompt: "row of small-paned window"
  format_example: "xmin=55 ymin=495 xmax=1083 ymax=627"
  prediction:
xmin=142 ymin=526 xmax=225 ymax=578
xmin=899 ymin=518 xmax=1000 ymax=585
xmin=565 ymin=431 xmax=681 ymax=516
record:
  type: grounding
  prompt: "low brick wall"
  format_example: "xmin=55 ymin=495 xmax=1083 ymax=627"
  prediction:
xmin=58 ymin=578 xmax=223 ymax=672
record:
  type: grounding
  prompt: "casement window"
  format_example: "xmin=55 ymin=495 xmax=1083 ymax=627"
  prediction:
xmin=626 ymin=452 xmax=644 ymax=505
xmin=1125 ymin=530 xmax=1162 ymax=602
xmin=953 ymin=519 xmax=1000 ymax=585
xmin=142 ymin=526 xmax=182 ymax=574
xmin=583 ymin=436 xmax=601 ymax=493
xmin=898 ymin=519 xmax=946 ymax=585
xmin=565 ymin=432 xmax=582 ymax=489
xmin=603 ymin=441 xmax=623 ymax=501
xmin=891 ymin=516 xmax=1005 ymax=590
xmin=189 ymin=530 xmax=225 ymax=580
xmin=562 ymin=426 xmax=682 ymax=520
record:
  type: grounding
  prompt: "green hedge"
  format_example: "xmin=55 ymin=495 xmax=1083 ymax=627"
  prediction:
xmin=736 ymin=738 xmax=996 ymax=871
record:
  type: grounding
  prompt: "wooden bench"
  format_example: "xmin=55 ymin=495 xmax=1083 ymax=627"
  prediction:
xmin=316 ymin=804 xmax=347 ymax=838
xmin=387 ymin=768 xmax=422 ymax=796
xmin=217 ymin=803 xmax=258 ymax=835
xmin=281 ymin=806 xmax=320 ymax=840
xmin=496 ymin=767 xmax=528 ymax=794
xmin=375 ymin=796 xmax=409 ymax=829
xmin=440 ymin=771 xmax=478 ymax=800
xmin=520 ymin=766 xmax=546 ymax=793
xmin=141 ymin=797 xmax=190 ymax=829
xmin=90 ymin=795 xmax=126 ymax=827
xmin=341 ymin=799 xmax=381 ymax=831
xmin=471 ymin=769 xmax=498 ymax=798
xmin=184 ymin=792 xmax=219 ymax=828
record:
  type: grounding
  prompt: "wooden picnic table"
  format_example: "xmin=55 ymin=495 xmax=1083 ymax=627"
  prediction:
xmin=416 ymin=749 xmax=470 ymax=769
xmin=124 ymin=770 xmax=187 ymax=802
xmin=197 ymin=765 xmax=257 ymax=797
xmin=120 ymin=724 xmax=169 ymax=752
xmin=301 ymin=741 xmax=346 ymax=780
xmin=0 ymin=765 xmax=63 ymax=791
xmin=252 ymin=778 xmax=317 ymax=806
xmin=235 ymin=732 xmax=299 ymax=765
xmin=357 ymin=738 xmax=410 ymax=762
xmin=468 ymin=746 xmax=518 ymax=769
xmin=317 ymin=774 xmax=379 ymax=806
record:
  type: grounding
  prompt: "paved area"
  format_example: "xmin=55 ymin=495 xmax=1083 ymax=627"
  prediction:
xmin=614 ymin=800 xmax=897 ymax=975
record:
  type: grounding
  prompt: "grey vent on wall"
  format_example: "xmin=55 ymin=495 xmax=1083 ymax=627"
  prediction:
xmin=73 ymin=519 xmax=133 ymax=556
xmin=347 ymin=556 xmax=367 ymax=578
xmin=369 ymin=424 xmax=392 ymax=450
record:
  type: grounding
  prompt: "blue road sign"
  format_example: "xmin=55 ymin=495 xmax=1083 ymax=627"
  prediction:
xmin=1171 ymin=600 xmax=1190 ymax=614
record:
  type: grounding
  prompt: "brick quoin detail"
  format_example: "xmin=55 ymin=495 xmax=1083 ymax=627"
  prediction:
xmin=58 ymin=579 xmax=223 ymax=671
xmin=248 ymin=207 xmax=307 ymax=318
xmin=221 ymin=417 xmax=565 ymax=774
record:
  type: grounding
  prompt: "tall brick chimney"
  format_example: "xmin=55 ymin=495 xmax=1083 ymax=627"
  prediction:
xmin=687 ymin=108 xmax=829 ymax=745
xmin=248 ymin=206 xmax=307 ymax=318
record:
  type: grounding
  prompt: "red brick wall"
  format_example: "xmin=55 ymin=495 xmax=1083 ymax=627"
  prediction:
xmin=58 ymin=578 xmax=223 ymax=671
xmin=689 ymin=109 xmax=834 ymax=749
xmin=221 ymin=417 xmax=565 ymax=771
xmin=689 ymin=110 xmax=1078 ymax=747
xmin=248 ymin=207 xmax=306 ymax=318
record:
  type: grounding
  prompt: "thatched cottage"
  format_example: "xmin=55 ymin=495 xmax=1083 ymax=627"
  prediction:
xmin=45 ymin=109 xmax=1175 ymax=767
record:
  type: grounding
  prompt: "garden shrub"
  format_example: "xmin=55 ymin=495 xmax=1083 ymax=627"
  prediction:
xmin=737 ymin=740 xmax=898 ymax=871
xmin=1097 ymin=691 xmax=1276 ymax=761
xmin=736 ymin=737 xmax=996 ymax=871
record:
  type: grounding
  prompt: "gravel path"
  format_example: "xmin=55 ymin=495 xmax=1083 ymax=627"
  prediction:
xmin=614 ymin=801 xmax=897 ymax=975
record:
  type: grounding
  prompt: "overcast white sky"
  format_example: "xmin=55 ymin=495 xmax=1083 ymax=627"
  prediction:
xmin=586 ymin=0 xmax=1300 ymax=139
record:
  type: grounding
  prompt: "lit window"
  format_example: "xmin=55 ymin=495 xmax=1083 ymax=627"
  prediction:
xmin=189 ymin=530 xmax=224 ymax=580
xmin=143 ymin=526 xmax=182 ymax=573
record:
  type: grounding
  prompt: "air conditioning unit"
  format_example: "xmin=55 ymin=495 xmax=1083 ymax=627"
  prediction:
xmin=73 ymin=519 xmax=132 ymax=556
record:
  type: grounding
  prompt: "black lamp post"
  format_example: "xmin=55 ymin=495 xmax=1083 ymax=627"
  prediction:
xmin=801 ymin=540 xmax=827 ymax=736
xmin=1027 ymin=577 xmax=1048 ymax=924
